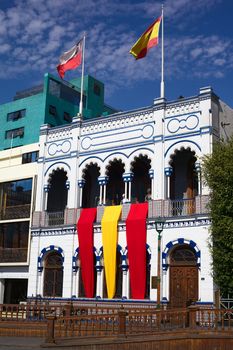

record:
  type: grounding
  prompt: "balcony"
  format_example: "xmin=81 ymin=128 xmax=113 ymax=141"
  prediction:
xmin=32 ymin=208 xmax=80 ymax=228
xmin=0 ymin=247 xmax=28 ymax=263
xmin=32 ymin=196 xmax=210 ymax=228
xmin=148 ymin=195 xmax=210 ymax=218
xmin=0 ymin=204 xmax=31 ymax=220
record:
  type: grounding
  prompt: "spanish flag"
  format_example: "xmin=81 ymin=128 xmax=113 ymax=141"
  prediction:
xmin=130 ymin=16 xmax=162 ymax=60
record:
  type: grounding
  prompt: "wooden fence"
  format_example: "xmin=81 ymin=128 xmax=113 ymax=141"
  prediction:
xmin=45 ymin=307 xmax=233 ymax=343
xmin=1 ymin=303 xmax=233 ymax=346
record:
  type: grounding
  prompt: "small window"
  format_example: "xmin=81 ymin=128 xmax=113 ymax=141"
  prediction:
xmin=7 ymin=109 xmax=26 ymax=121
xmin=22 ymin=151 xmax=39 ymax=164
xmin=5 ymin=127 xmax=24 ymax=139
xmin=64 ymin=112 xmax=71 ymax=122
xmin=93 ymin=83 xmax=101 ymax=96
xmin=49 ymin=105 xmax=57 ymax=116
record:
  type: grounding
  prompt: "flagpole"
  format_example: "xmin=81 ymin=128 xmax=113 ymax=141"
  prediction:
xmin=79 ymin=34 xmax=86 ymax=118
xmin=160 ymin=4 xmax=165 ymax=99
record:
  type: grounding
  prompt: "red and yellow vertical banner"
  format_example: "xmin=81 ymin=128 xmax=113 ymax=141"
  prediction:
xmin=101 ymin=205 xmax=122 ymax=299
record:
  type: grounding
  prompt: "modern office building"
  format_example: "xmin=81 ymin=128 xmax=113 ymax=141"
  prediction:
xmin=25 ymin=86 xmax=233 ymax=307
xmin=0 ymin=73 xmax=117 ymax=151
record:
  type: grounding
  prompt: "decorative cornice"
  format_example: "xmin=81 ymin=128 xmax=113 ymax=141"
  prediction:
xmin=31 ymin=226 xmax=76 ymax=237
xmin=31 ymin=218 xmax=211 ymax=237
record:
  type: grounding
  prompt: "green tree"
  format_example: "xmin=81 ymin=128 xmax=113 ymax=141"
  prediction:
xmin=203 ymin=137 xmax=233 ymax=295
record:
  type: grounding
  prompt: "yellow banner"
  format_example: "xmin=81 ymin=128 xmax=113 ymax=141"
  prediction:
xmin=101 ymin=205 xmax=122 ymax=299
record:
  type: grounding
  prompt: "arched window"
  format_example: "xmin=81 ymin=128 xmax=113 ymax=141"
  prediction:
xmin=131 ymin=156 xmax=151 ymax=203
xmin=170 ymin=148 xmax=198 ymax=200
xmin=170 ymin=245 xmax=197 ymax=264
xmin=43 ymin=252 xmax=63 ymax=297
xmin=106 ymin=159 xmax=125 ymax=205
xmin=82 ymin=164 xmax=100 ymax=208
xmin=47 ymin=169 xmax=68 ymax=212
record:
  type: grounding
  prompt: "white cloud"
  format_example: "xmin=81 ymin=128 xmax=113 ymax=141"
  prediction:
xmin=0 ymin=0 xmax=231 ymax=93
xmin=0 ymin=43 xmax=11 ymax=53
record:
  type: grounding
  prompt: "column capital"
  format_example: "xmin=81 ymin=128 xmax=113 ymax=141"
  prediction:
xmin=44 ymin=184 xmax=51 ymax=192
xmin=195 ymin=161 xmax=201 ymax=173
xmin=164 ymin=166 xmax=173 ymax=177
xmin=122 ymin=172 xmax=134 ymax=182
xmin=98 ymin=176 xmax=109 ymax=185
xmin=149 ymin=169 xmax=154 ymax=179
xmin=78 ymin=179 xmax=85 ymax=188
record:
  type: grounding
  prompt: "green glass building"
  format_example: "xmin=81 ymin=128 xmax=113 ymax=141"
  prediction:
xmin=0 ymin=73 xmax=117 ymax=151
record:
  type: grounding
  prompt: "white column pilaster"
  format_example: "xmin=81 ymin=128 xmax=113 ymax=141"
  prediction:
xmin=195 ymin=162 xmax=202 ymax=195
xmin=43 ymin=185 xmax=50 ymax=211
xmin=78 ymin=180 xmax=85 ymax=208
xmin=164 ymin=167 xmax=173 ymax=199
xmin=123 ymin=172 xmax=134 ymax=203
xmin=0 ymin=279 xmax=5 ymax=304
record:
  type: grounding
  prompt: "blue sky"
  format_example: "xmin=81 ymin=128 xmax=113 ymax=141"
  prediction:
xmin=0 ymin=0 xmax=233 ymax=111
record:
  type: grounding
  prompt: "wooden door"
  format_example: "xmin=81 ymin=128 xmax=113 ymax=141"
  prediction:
xmin=170 ymin=265 xmax=198 ymax=308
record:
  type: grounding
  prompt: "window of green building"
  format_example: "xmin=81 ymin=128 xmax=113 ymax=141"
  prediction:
xmin=49 ymin=105 xmax=57 ymax=116
xmin=94 ymin=83 xmax=101 ymax=96
xmin=7 ymin=109 xmax=26 ymax=121
xmin=5 ymin=127 xmax=24 ymax=139
xmin=64 ymin=112 xmax=72 ymax=122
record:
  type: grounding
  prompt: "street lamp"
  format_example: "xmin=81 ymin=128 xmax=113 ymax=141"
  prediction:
xmin=155 ymin=217 xmax=165 ymax=308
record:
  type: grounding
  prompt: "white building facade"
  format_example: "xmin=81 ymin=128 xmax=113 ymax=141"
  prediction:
xmin=27 ymin=87 xmax=233 ymax=307
xmin=0 ymin=143 xmax=38 ymax=304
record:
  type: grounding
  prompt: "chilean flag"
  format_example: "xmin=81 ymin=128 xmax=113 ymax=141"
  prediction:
xmin=57 ymin=40 xmax=83 ymax=79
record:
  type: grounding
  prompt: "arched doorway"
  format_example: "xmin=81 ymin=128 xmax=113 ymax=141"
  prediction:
xmin=169 ymin=245 xmax=198 ymax=308
xmin=106 ymin=159 xmax=125 ymax=205
xmin=131 ymin=155 xmax=151 ymax=203
xmin=43 ymin=252 xmax=63 ymax=297
xmin=82 ymin=164 xmax=100 ymax=207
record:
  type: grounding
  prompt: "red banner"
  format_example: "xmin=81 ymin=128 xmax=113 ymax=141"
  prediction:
xmin=126 ymin=203 xmax=148 ymax=299
xmin=77 ymin=208 xmax=97 ymax=298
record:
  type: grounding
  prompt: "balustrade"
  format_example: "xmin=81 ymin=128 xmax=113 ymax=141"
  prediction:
xmin=31 ymin=196 xmax=210 ymax=228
